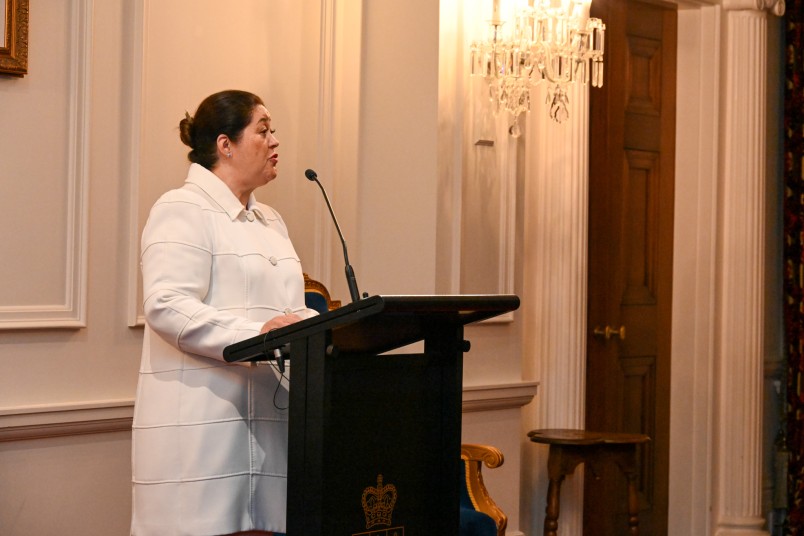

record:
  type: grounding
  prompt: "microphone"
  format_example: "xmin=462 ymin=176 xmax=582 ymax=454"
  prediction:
xmin=304 ymin=169 xmax=361 ymax=302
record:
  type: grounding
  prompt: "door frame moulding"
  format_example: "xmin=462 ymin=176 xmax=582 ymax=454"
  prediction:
xmin=669 ymin=3 xmax=719 ymax=534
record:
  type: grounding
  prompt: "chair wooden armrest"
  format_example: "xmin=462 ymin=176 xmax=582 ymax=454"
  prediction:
xmin=461 ymin=443 xmax=508 ymax=536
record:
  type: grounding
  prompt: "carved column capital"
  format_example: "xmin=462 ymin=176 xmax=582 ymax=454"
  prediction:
xmin=722 ymin=0 xmax=785 ymax=16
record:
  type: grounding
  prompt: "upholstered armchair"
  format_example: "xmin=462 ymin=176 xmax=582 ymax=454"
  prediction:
xmin=302 ymin=273 xmax=342 ymax=312
xmin=460 ymin=444 xmax=507 ymax=536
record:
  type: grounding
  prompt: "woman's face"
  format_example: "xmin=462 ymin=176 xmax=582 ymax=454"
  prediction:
xmin=232 ymin=104 xmax=279 ymax=188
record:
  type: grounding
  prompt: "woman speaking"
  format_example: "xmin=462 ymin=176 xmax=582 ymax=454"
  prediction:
xmin=131 ymin=90 xmax=316 ymax=536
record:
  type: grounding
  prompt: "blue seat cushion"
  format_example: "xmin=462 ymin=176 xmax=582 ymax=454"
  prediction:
xmin=305 ymin=291 xmax=330 ymax=314
xmin=460 ymin=506 xmax=498 ymax=536
xmin=459 ymin=467 xmax=497 ymax=536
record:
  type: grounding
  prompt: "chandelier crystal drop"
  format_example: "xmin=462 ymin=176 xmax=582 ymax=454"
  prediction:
xmin=470 ymin=0 xmax=605 ymax=134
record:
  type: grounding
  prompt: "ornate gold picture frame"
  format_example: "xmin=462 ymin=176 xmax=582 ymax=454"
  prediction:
xmin=0 ymin=0 xmax=28 ymax=77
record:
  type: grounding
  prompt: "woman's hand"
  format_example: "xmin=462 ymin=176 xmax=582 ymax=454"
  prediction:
xmin=260 ymin=313 xmax=303 ymax=334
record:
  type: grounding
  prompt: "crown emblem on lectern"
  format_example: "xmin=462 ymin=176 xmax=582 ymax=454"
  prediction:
xmin=361 ymin=474 xmax=397 ymax=528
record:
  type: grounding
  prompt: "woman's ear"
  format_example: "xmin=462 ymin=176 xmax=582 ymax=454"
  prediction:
xmin=216 ymin=134 xmax=232 ymax=159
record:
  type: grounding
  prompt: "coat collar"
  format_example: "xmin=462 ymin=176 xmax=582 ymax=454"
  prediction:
xmin=185 ymin=163 xmax=265 ymax=222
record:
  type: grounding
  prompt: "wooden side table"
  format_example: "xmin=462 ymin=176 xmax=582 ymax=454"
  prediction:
xmin=527 ymin=429 xmax=650 ymax=536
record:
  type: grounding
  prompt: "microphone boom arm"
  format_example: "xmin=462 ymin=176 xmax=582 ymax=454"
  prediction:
xmin=306 ymin=170 xmax=361 ymax=302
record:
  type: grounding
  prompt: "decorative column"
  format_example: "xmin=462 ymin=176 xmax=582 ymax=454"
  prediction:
xmin=715 ymin=1 xmax=783 ymax=534
xmin=522 ymin=80 xmax=590 ymax=536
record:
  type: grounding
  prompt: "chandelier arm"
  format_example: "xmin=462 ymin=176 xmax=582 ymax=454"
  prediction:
xmin=469 ymin=1 xmax=605 ymax=129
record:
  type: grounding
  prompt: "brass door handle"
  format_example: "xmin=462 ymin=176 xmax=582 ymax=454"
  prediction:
xmin=593 ymin=325 xmax=626 ymax=340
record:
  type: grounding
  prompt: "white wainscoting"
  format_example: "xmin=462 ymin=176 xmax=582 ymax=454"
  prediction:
xmin=0 ymin=0 xmax=91 ymax=330
xmin=0 ymin=381 xmax=535 ymax=535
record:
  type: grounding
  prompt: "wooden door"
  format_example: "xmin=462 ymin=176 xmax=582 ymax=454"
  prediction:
xmin=585 ymin=0 xmax=676 ymax=534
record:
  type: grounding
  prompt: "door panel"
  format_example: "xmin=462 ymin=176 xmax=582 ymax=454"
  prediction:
xmin=586 ymin=0 xmax=676 ymax=534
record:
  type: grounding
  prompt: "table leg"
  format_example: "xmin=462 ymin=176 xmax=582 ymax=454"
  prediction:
xmin=543 ymin=474 xmax=564 ymax=536
xmin=626 ymin=471 xmax=640 ymax=535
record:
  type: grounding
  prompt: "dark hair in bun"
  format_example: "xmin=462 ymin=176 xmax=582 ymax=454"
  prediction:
xmin=179 ymin=90 xmax=264 ymax=169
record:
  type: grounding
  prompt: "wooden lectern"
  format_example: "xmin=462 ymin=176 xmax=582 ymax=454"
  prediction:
xmin=224 ymin=294 xmax=519 ymax=536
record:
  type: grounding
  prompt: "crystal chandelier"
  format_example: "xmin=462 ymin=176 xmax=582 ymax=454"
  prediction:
xmin=470 ymin=0 xmax=606 ymax=135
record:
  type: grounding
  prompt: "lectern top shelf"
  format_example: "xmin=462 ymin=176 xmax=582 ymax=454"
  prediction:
xmin=223 ymin=294 xmax=520 ymax=363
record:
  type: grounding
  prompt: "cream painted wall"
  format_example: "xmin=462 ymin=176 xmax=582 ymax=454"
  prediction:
xmin=1 ymin=431 xmax=133 ymax=535
xmin=4 ymin=1 xmax=785 ymax=535
xmin=0 ymin=1 xmax=532 ymax=535
xmin=355 ymin=1 xmax=440 ymax=297
xmin=1 ymin=1 xmax=140 ymax=533
xmin=131 ymin=0 xmax=323 ymax=324
xmin=0 ymin=0 xmax=141 ymax=408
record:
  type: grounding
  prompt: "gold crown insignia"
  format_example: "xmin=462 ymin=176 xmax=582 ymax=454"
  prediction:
xmin=361 ymin=474 xmax=397 ymax=529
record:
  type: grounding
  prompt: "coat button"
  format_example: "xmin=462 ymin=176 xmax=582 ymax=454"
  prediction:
xmin=284 ymin=308 xmax=292 ymax=315
xmin=246 ymin=212 xmax=255 ymax=222
xmin=269 ymin=256 xmax=278 ymax=266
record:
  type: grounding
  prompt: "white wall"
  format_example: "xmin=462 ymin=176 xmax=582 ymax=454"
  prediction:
xmin=0 ymin=1 xmax=140 ymax=533
xmin=0 ymin=1 xmax=533 ymax=534
xmin=0 ymin=0 xmax=141 ymax=406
